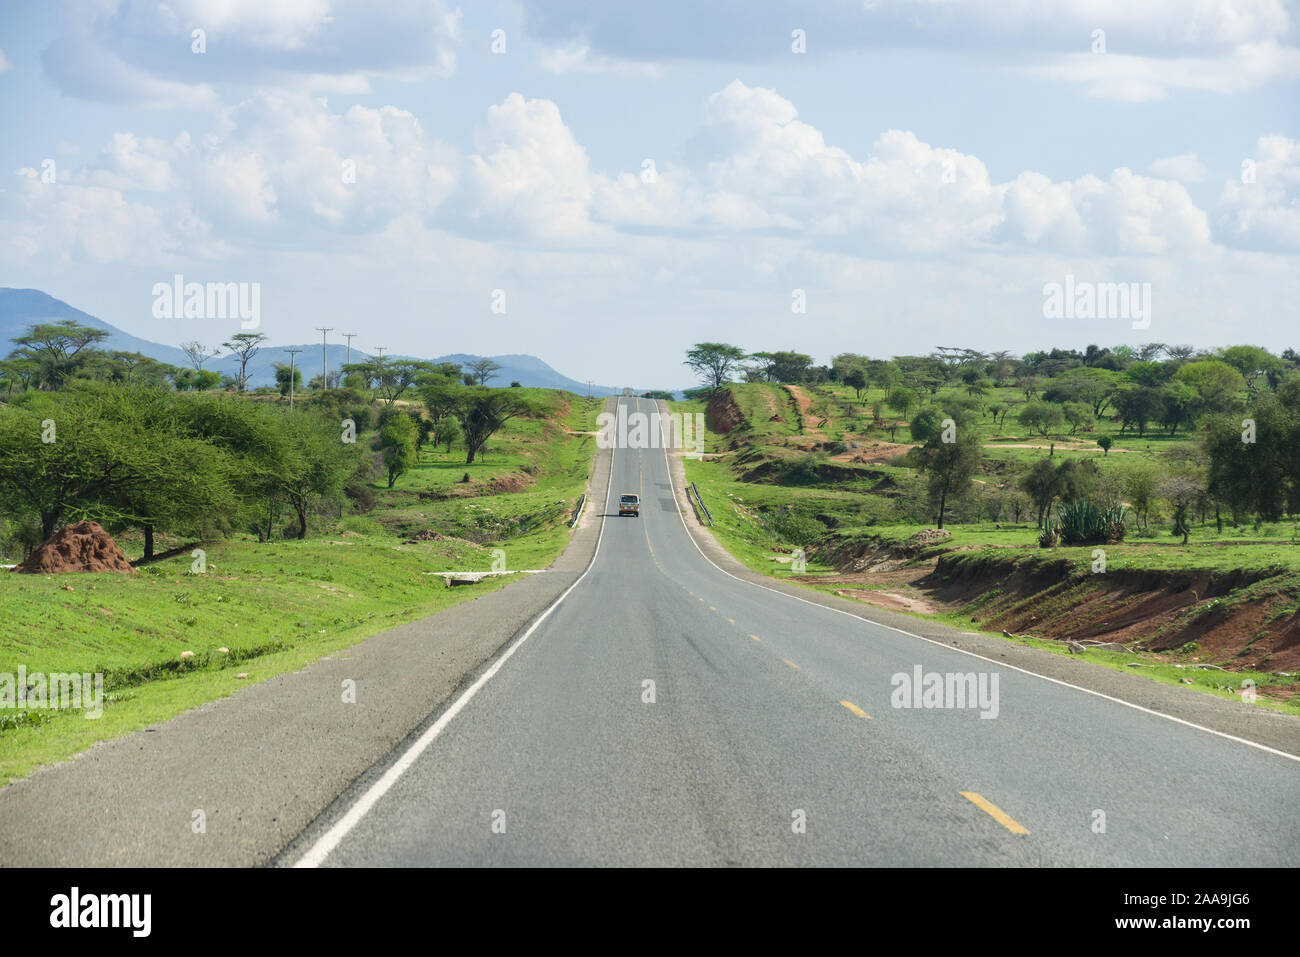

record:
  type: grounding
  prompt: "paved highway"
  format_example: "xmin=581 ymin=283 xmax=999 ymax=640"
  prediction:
xmin=298 ymin=397 xmax=1299 ymax=867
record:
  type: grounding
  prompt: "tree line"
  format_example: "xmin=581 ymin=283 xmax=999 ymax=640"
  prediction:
xmin=683 ymin=341 xmax=1300 ymax=538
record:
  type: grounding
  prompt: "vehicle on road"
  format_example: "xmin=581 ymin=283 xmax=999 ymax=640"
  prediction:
xmin=618 ymin=493 xmax=640 ymax=517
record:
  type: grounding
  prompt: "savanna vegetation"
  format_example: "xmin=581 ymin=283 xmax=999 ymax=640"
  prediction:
xmin=673 ymin=341 xmax=1300 ymax=711
xmin=0 ymin=321 xmax=601 ymax=779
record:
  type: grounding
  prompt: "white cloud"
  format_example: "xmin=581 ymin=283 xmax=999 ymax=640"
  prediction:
xmin=1149 ymin=153 xmax=1208 ymax=183
xmin=43 ymin=0 xmax=463 ymax=107
xmin=519 ymin=1 xmax=1299 ymax=100
xmin=0 ymin=79 xmax=1264 ymax=273
xmin=1217 ymin=134 xmax=1300 ymax=251
xmin=2 ymin=170 xmax=178 ymax=263
xmin=118 ymin=0 xmax=334 ymax=51
xmin=1029 ymin=41 xmax=1300 ymax=102
xmin=462 ymin=93 xmax=605 ymax=240
xmin=0 ymin=49 xmax=11 ymax=72
xmin=538 ymin=43 xmax=662 ymax=77
xmin=596 ymin=81 xmax=1209 ymax=258
xmin=41 ymin=27 xmax=219 ymax=110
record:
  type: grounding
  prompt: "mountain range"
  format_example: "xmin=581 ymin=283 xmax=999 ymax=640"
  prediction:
xmin=0 ymin=288 xmax=627 ymax=395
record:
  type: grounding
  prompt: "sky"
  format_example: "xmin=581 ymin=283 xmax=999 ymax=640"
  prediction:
xmin=0 ymin=0 xmax=1297 ymax=390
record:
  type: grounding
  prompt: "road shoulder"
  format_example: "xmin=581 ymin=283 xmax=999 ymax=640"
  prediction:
xmin=0 ymin=400 xmax=614 ymax=867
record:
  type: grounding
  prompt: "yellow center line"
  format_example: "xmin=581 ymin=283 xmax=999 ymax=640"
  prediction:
xmin=840 ymin=700 xmax=872 ymax=719
xmin=783 ymin=659 xmax=799 ymax=670
xmin=749 ymin=635 xmax=761 ymax=642
xmin=709 ymin=606 xmax=716 ymax=611
xmin=726 ymin=618 xmax=735 ymax=624
xmin=960 ymin=792 xmax=1030 ymax=835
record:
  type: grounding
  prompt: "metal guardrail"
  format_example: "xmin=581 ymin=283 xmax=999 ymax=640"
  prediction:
xmin=569 ymin=493 xmax=586 ymax=528
xmin=690 ymin=482 xmax=713 ymax=526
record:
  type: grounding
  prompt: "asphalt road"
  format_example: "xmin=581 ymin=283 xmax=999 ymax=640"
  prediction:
xmin=296 ymin=398 xmax=1300 ymax=867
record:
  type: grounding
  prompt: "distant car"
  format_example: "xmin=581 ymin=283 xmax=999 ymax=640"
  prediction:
xmin=618 ymin=493 xmax=640 ymax=517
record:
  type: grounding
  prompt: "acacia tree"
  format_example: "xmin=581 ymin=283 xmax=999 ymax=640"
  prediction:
xmin=911 ymin=415 xmax=981 ymax=529
xmin=274 ymin=411 xmax=356 ymax=538
xmin=7 ymin=321 xmax=109 ymax=390
xmin=0 ymin=385 xmax=238 ymax=545
xmin=452 ymin=389 xmax=539 ymax=464
xmin=684 ymin=343 xmax=747 ymax=394
xmin=464 ymin=358 xmax=502 ymax=387
xmin=180 ymin=340 xmax=220 ymax=371
xmin=222 ymin=333 xmax=268 ymax=392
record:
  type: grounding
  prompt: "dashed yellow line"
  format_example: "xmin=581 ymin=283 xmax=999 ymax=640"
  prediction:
xmin=840 ymin=700 xmax=871 ymax=719
xmin=726 ymin=618 xmax=735 ymax=624
xmin=783 ymin=659 xmax=800 ymax=670
xmin=960 ymin=792 xmax=1030 ymax=835
xmin=749 ymin=635 xmax=761 ymax=642
xmin=709 ymin=606 xmax=716 ymax=611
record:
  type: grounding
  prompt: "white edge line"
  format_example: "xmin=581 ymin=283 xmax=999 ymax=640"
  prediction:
xmin=294 ymin=401 xmax=619 ymax=867
xmin=656 ymin=401 xmax=1300 ymax=766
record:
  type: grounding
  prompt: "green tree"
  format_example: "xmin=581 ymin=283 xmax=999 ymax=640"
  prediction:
xmin=1018 ymin=400 xmax=1064 ymax=437
xmin=1159 ymin=380 xmax=1198 ymax=435
xmin=1062 ymin=402 xmax=1095 ymax=435
xmin=1173 ymin=360 xmax=1245 ymax=416
xmin=843 ymin=366 xmax=868 ymax=399
xmin=886 ymin=387 xmax=919 ymax=424
xmin=222 ymin=333 xmax=268 ymax=392
xmin=379 ymin=414 xmax=417 ymax=488
xmin=912 ymin=418 xmax=981 ymax=529
xmin=1122 ymin=459 xmax=1162 ymax=530
xmin=464 ymin=358 xmax=502 ymax=387
xmin=434 ymin=417 xmax=461 ymax=453
xmin=275 ymin=363 xmax=303 ymax=397
xmin=1216 ymin=345 xmax=1282 ymax=396
xmin=1113 ymin=387 xmax=1164 ymax=436
xmin=452 ymin=389 xmax=539 ymax=464
xmin=7 ymin=321 xmax=110 ymax=390
xmin=684 ymin=343 xmax=747 ymax=393
xmin=1019 ymin=457 xmax=1062 ymax=527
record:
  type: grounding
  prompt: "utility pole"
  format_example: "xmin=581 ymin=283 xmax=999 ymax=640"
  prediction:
xmin=285 ymin=348 xmax=302 ymax=410
xmin=315 ymin=327 xmax=332 ymax=390
xmin=343 ymin=333 xmax=357 ymax=370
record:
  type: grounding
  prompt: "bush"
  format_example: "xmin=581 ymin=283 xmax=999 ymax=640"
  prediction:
xmin=1057 ymin=500 xmax=1127 ymax=545
xmin=344 ymin=483 xmax=376 ymax=513
xmin=759 ymin=506 xmax=827 ymax=546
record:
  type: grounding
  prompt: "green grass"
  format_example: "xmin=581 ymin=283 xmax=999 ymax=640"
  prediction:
xmin=0 ymin=388 xmax=602 ymax=782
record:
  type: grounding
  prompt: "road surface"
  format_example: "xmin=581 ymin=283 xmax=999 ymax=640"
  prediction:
xmin=295 ymin=397 xmax=1300 ymax=867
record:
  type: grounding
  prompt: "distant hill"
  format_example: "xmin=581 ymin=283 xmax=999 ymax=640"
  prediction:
xmin=0 ymin=288 xmax=625 ymax=394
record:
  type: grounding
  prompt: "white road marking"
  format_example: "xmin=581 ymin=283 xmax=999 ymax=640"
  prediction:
xmin=294 ymin=401 xmax=622 ymax=867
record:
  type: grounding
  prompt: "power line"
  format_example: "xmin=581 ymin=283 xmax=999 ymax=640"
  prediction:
xmin=315 ymin=328 xmax=332 ymax=389
xmin=284 ymin=348 xmax=303 ymax=410
xmin=343 ymin=333 xmax=357 ymax=370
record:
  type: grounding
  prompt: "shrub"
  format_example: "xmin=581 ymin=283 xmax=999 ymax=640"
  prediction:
xmin=1057 ymin=499 xmax=1127 ymax=545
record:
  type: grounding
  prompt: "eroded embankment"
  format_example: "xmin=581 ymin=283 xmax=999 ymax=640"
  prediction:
xmin=802 ymin=531 xmax=1300 ymax=674
xmin=923 ymin=552 xmax=1300 ymax=672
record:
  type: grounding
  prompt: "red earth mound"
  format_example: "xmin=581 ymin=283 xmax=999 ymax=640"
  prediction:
xmin=14 ymin=521 xmax=137 ymax=574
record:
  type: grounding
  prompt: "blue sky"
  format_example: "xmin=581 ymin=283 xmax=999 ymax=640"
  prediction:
xmin=1 ymin=1 xmax=1297 ymax=389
